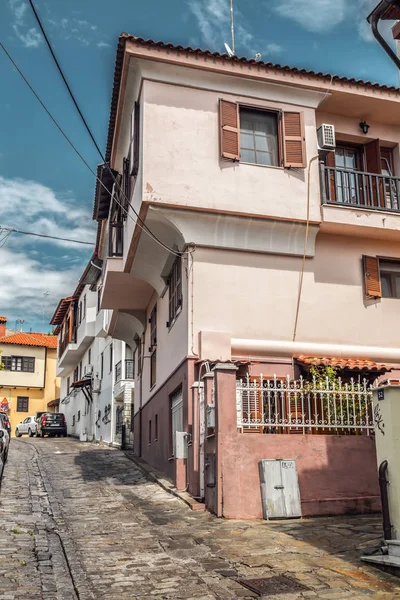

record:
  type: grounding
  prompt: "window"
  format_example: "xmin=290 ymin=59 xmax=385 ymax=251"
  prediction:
xmin=2 ymin=356 xmax=35 ymax=372
xmin=137 ymin=336 xmax=142 ymax=375
xmin=79 ymin=361 xmax=82 ymax=380
xmin=240 ymin=108 xmax=279 ymax=166
xmin=116 ymin=406 xmax=123 ymax=435
xmin=148 ymin=420 xmax=152 ymax=445
xmin=130 ymin=101 xmax=140 ymax=178
xmin=168 ymin=256 xmax=182 ymax=324
xmin=78 ymin=301 xmax=82 ymax=324
xmin=100 ymin=352 xmax=104 ymax=379
xmin=171 ymin=388 xmax=183 ymax=457
xmin=219 ymin=99 xmax=306 ymax=168
xmin=77 ymin=410 xmax=81 ymax=422
xmin=150 ymin=350 xmax=157 ymax=388
xmin=363 ymin=255 xmax=400 ymax=299
xmin=73 ymin=366 xmax=79 ymax=383
xmin=72 ymin=414 xmax=75 ymax=426
xmin=380 ymin=261 xmax=400 ymax=298
xmin=83 ymin=295 xmax=86 ymax=320
xmin=109 ymin=199 xmax=124 ymax=257
xmin=97 ymin=286 xmax=101 ymax=313
xmin=109 ymin=344 xmax=113 ymax=372
xmin=17 ymin=396 xmax=29 ymax=412
xmin=67 ymin=377 xmax=70 ymax=395
xmin=155 ymin=414 xmax=158 ymax=441
xmin=88 ymin=348 xmax=91 ymax=365
xmin=150 ymin=305 xmax=157 ymax=349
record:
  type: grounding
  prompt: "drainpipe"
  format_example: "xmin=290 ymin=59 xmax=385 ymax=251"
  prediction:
xmin=368 ymin=0 xmax=400 ymax=70
xmin=379 ymin=460 xmax=392 ymax=540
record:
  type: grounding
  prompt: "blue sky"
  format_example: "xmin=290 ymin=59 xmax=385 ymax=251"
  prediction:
xmin=0 ymin=0 xmax=398 ymax=332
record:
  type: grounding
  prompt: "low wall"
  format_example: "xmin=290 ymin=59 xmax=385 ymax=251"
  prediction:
xmin=220 ymin=433 xmax=380 ymax=519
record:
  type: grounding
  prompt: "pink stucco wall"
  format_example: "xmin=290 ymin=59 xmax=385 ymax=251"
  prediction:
xmin=208 ymin=366 xmax=380 ymax=519
xmin=221 ymin=433 xmax=380 ymax=519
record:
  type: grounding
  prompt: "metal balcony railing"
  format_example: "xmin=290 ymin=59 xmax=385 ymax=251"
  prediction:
xmin=320 ymin=164 xmax=400 ymax=212
xmin=58 ymin=328 xmax=77 ymax=357
xmin=115 ymin=359 xmax=135 ymax=383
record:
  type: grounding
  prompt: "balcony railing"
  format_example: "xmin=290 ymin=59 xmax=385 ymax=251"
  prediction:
xmin=236 ymin=375 xmax=374 ymax=435
xmin=58 ymin=329 xmax=77 ymax=357
xmin=115 ymin=359 xmax=135 ymax=383
xmin=320 ymin=164 xmax=400 ymax=212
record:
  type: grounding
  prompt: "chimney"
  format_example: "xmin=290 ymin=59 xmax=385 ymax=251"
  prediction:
xmin=0 ymin=317 xmax=7 ymax=338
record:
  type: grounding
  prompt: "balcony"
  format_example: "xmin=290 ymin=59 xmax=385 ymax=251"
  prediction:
xmin=57 ymin=319 xmax=95 ymax=374
xmin=114 ymin=359 xmax=135 ymax=401
xmin=321 ymin=164 xmax=400 ymax=212
xmin=319 ymin=164 xmax=400 ymax=238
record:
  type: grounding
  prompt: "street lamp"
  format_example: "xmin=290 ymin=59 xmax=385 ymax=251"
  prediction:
xmin=367 ymin=0 xmax=400 ymax=69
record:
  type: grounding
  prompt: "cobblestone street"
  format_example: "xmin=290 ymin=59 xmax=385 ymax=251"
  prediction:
xmin=1 ymin=438 xmax=400 ymax=599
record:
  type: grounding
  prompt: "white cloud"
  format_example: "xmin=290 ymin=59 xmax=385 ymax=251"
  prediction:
xmin=273 ymin=0 xmax=394 ymax=43
xmin=97 ymin=41 xmax=111 ymax=49
xmin=9 ymin=0 xmax=42 ymax=48
xmin=47 ymin=15 xmax=108 ymax=47
xmin=0 ymin=176 xmax=95 ymax=328
xmin=188 ymin=0 xmax=281 ymax=56
xmin=264 ymin=43 xmax=283 ymax=56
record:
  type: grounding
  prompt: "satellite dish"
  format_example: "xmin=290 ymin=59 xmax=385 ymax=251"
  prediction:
xmin=224 ymin=42 xmax=234 ymax=57
xmin=255 ymin=53 xmax=262 ymax=61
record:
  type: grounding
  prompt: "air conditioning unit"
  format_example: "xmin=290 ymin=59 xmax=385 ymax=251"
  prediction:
xmin=84 ymin=364 xmax=93 ymax=377
xmin=317 ymin=124 xmax=336 ymax=151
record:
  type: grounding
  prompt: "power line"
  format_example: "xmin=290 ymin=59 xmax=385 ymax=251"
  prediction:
xmin=0 ymin=226 xmax=94 ymax=246
xmin=0 ymin=41 xmax=180 ymax=257
xmin=26 ymin=0 xmax=182 ymax=257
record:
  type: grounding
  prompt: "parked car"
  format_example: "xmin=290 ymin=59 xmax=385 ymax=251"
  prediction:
xmin=15 ymin=416 xmax=37 ymax=438
xmin=36 ymin=413 xmax=67 ymax=438
xmin=0 ymin=412 xmax=11 ymax=437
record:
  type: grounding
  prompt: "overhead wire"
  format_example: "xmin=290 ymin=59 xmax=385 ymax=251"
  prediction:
xmin=26 ymin=0 xmax=184 ymax=258
xmin=0 ymin=40 xmax=181 ymax=258
xmin=0 ymin=226 xmax=94 ymax=246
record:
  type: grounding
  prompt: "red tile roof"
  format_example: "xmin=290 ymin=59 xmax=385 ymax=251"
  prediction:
xmin=0 ymin=332 xmax=58 ymax=349
xmin=295 ymin=355 xmax=392 ymax=372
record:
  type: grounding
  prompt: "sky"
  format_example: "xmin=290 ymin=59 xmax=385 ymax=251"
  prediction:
xmin=0 ymin=0 xmax=399 ymax=333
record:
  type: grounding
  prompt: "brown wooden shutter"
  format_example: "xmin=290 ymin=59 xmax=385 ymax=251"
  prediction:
xmin=363 ymin=255 xmax=382 ymax=298
xmin=131 ymin=102 xmax=140 ymax=177
xmin=219 ymin=99 xmax=240 ymax=160
xmin=282 ymin=112 xmax=306 ymax=168
xmin=326 ymin=150 xmax=336 ymax=202
xmin=365 ymin=139 xmax=384 ymax=207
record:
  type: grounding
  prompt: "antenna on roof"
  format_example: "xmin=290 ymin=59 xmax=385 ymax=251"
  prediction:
xmin=223 ymin=0 xmax=235 ymax=57
xmin=224 ymin=42 xmax=235 ymax=57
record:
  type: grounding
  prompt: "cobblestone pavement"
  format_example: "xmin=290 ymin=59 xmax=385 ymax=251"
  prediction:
xmin=1 ymin=438 xmax=400 ymax=599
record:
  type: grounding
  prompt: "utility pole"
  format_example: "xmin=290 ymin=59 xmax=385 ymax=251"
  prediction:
xmin=230 ymin=0 xmax=235 ymax=55
xmin=367 ymin=1 xmax=400 ymax=69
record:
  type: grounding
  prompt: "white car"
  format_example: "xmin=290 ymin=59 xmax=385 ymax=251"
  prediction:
xmin=15 ymin=416 xmax=37 ymax=438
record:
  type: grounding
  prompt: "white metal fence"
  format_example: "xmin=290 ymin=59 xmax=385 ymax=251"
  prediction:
xmin=236 ymin=375 xmax=374 ymax=435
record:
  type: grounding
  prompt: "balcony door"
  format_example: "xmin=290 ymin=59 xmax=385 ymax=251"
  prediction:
xmin=334 ymin=146 xmax=359 ymax=204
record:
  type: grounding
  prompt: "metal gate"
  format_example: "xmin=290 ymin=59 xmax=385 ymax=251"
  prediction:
xmin=258 ymin=459 xmax=301 ymax=519
xmin=199 ymin=386 xmax=205 ymax=499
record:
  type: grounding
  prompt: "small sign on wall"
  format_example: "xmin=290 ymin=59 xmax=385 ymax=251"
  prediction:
xmin=378 ymin=389 xmax=385 ymax=401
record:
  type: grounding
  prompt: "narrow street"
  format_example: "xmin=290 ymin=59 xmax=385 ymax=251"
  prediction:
xmin=1 ymin=438 xmax=400 ymax=600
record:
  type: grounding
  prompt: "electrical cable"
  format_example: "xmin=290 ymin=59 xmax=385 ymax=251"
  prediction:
xmin=0 ymin=226 xmax=94 ymax=246
xmin=292 ymin=155 xmax=319 ymax=343
xmin=26 ymin=0 xmax=183 ymax=257
xmin=0 ymin=41 xmax=181 ymax=257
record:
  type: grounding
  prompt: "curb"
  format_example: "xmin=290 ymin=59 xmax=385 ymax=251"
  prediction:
xmin=124 ymin=451 xmax=205 ymax=512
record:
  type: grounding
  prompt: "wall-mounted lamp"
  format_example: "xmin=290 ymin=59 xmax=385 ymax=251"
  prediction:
xmin=359 ymin=121 xmax=370 ymax=135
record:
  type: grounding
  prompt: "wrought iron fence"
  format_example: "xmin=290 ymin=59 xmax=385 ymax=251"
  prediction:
xmin=115 ymin=359 xmax=134 ymax=383
xmin=236 ymin=375 xmax=374 ymax=435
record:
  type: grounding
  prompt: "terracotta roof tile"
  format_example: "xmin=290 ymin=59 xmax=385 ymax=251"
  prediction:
xmin=0 ymin=332 xmax=58 ymax=349
xmin=295 ymin=355 xmax=392 ymax=372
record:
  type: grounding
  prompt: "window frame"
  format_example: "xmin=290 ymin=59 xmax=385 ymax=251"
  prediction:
xmin=239 ymin=106 xmax=281 ymax=168
xmin=154 ymin=414 xmax=158 ymax=441
xmin=149 ymin=305 xmax=157 ymax=350
xmin=168 ymin=256 xmax=182 ymax=326
xmin=109 ymin=344 xmax=113 ymax=373
xmin=148 ymin=419 xmax=152 ymax=445
xmin=150 ymin=349 xmax=157 ymax=389
xmin=2 ymin=356 xmax=35 ymax=373
xmin=100 ymin=352 xmax=104 ymax=379
xmin=17 ymin=396 xmax=29 ymax=412
xmin=379 ymin=259 xmax=400 ymax=299
xmin=170 ymin=387 xmax=183 ymax=458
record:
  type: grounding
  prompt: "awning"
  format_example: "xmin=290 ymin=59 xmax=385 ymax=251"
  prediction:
xmin=47 ymin=398 xmax=60 ymax=408
xmin=295 ymin=355 xmax=393 ymax=372
xmin=71 ymin=377 xmax=93 ymax=403
xmin=50 ymin=297 xmax=73 ymax=326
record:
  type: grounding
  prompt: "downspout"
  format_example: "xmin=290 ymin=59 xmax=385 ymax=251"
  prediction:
xmin=368 ymin=0 xmax=400 ymax=70
xmin=379 ymin=460 xmax=392 ymax=540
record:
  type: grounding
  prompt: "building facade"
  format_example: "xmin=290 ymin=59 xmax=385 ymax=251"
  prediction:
xmin=0 ymin=317 xmax=59 ymax=435
xmin=90 ymin=34 xmax=400 ymax=518
xmin=50 ymin=261 xmax=134 ymax=446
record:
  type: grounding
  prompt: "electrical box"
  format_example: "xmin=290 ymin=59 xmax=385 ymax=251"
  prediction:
xmin=175 ymin=431 xmax=188 ymax=459
xmin=206 ymin=404 xmax=215 ymax=428
xmin=317 ymin=123 xmax=336 ymax=150
xmin=258 ymin=459 xmax=301 ymax=519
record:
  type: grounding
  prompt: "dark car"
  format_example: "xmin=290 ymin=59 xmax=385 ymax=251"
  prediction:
xmin=36 ymin=413 xmax=67 ymax=438
xmin=0 ymin=412 xmax=11 ymax=437
xmin=0 ymin=423 xmax=10 ymax=481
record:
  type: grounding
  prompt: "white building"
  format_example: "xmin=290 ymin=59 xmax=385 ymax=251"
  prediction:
xmin=50 ymin=258 xmax=134 ymax=447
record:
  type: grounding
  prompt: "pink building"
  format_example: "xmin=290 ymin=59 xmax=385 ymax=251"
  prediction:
xmin=95 ymin=33 xmax=400 ymax=518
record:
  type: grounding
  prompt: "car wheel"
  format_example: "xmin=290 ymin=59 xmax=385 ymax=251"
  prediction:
xmin=40 ymin=431 xmax=45 ymax=438
xmin=28 ymin=428 xmax=33 ymax=437
xmin=63 ymin=433 xmax=67 ymax=437
xmin=15 ymin=429 xmax=22 ymax=438
xmin=35 ymin=431 xmax=39 ymax=438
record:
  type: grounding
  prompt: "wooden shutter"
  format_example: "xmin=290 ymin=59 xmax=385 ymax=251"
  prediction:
xmin=219 ymin=99 xmax=240 ymax=160
xmin=326 ymin=150 xmax=336 ymax=202
xmin=131 ymin=102 xmax=140 ymax=177
xmin=365 ymin=139 xmax=383 ymax=207
xmin=282 ymin=112 xmax=306 ymax=168
xmin=363 ymin=255 xmax=382 ymax=298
